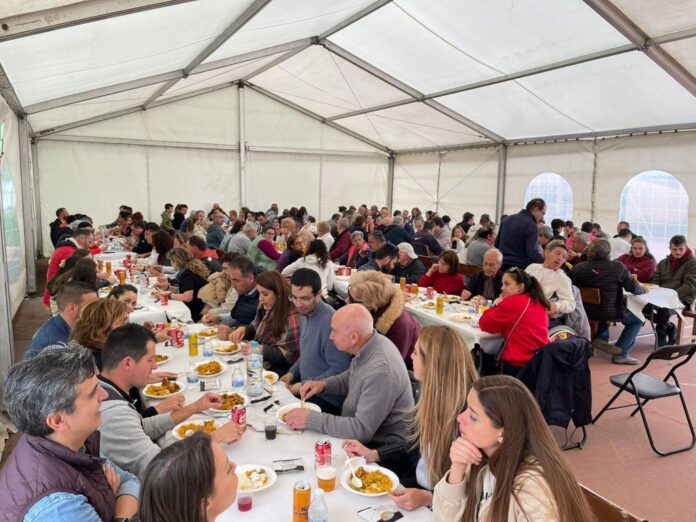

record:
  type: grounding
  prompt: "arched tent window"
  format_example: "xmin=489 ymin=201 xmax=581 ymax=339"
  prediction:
xmin=525 ymin=173 xmax=573 ymax=221
xmin=619 ymin=170 xmax=688 ymax=256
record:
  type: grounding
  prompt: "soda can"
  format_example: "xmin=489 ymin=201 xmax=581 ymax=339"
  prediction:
xmin=155 ymin=322 xmax=165 ymax=331
xmin=160 ymin=292 xmax=169 ymax=306
xmin=293 ymin=481 xmax=311 ymax=522
xmin=314 ymin=438 xmax=332 ymax=469
xmin=426 ymin=286 xmax=434 ymax=300
xmin=168 ymin=326 xmax=184 ymax=348
xmin=346 ymin=267 xmax=352 ymax=276
xmin=338 ymin=266 xmax=345 ymax=276
xmin=232 ymin=405 xmax=247 ymax=429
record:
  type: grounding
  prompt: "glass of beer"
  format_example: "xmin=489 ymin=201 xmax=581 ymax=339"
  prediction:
xmin=399 ymin=277 xmax=406 ymax=291
xmin=105 ymin=261 xmax=112 ymax=274
xmin=97 ymin=258 xmax=104 ymax=272
xmin=316 ymin=465 xmax=336 ymax=493
xmin=410 ymin=284 xmax=419 ymax=295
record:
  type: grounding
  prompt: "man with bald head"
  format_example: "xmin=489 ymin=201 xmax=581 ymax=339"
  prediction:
xmin=283 ymin=304 xmax=413 ymax=446
xmin=461 ymin=248 xmax=504 ymax=304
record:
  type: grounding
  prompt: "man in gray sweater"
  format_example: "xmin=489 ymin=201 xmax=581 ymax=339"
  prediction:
xmin=284 ymin=304 xmax=414 ymax=446
xmin=98 ymin=324 xmax=244 ymax=478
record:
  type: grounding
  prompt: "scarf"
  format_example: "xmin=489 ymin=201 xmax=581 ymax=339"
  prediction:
xmin=669 ymin=247 xmax=693 ymax=272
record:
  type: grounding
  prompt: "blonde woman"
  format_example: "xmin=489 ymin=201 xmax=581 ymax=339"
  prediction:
xmin=158 ymin=248 xmax=210 ymax=322
xmin=344 ymin=325 xmax=479 ymax=511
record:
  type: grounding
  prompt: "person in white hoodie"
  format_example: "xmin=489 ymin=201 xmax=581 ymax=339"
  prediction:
xmin=525 ymin=240 xmax=576 ymax=318
xmin=281 ymin=239 xmax=335 ymax=298
xmin=317 ymin=221 xmax=334 ymax=252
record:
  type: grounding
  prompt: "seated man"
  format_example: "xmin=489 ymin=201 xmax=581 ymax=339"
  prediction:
xmin=25 ymin=281 xmax=98 ymax=359
xmin=609 ymin=228 xmax=632 ymax=260
xmin=366 ymin=230 xmax=387 ymax=259
xmin=571 ymin=239 xmax=645 ymax=364
xmin=358 ymin=243 xmax=399 ymax=273
xmin=206 ymin=208 xmax=227 ymax=249
xmin=284 ymin=304 xmax=413 ymax=446
xmin=380 ymin=216 xmax=412 ymax=245
xmin=525 ymin=240 xmax=576 ymax=318
xmin=392 ymin=242 xmax=427 ymax=284
xmin=465 ymin=227 xmax=494 ymax=267
xmin=538 ymin=225 xmax=553 ymax=250
xmin=461 ymin=248 xmax=503 ymax=304
xmin=651 ymin=234 xmax=696 ymax=346
xmin=280 ymin=269 xmax=351 ymax=414
xmin=412 ymin=221 xmax=443 ymax=257
xmin=208 ymin=255 xmax=260 ymax=333
xmin=227 ymin=222 xmax=257 ymax=254
xmin=0 ymin=347 xmax=139 ymax=520
xmin=568 ymin=231 xmax=590 ymax=265
xmin=98 ymin=324 xmax=243 ymax=478
xmin=187 ymin=235 xmax=221 ymax=273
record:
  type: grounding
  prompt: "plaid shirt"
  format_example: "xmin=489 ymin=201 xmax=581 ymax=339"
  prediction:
xmin=246 ymin=306 xmax=301 ymax=368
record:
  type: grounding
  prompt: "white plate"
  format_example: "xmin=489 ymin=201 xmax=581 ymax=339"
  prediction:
xmin=212 ymin=340 xmax=240 ymax=355
xmin=236 ymin=465 xmax=277 ymax=493
xmin=276 ymin=402 xmax=321 ymax=425
xmin=340 ymin=464 xmax=400 ymax=497
xmin=142 ymin=379 xmax=184 ymax=399
xmin=172 ymin=419 xmax=222 ymax=440
xmin=449 ymin=313 xmax=473 ymax=323
xmin=263 ymin=370 xmax=279 ymax=384
xmin=209 ymin=391 xmax=250 ymax=413
xmin=154 ymin=354 xmax=170 ymax=366
xmin=195 ymin=360 xmax=227 ymax=378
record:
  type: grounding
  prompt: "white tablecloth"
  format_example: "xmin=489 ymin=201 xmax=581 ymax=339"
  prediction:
xmin=626 ymin=286 xmax=683 ymax=322
xmin=128 ymin=287 xmax=193 ymax=324
xmin=145 ymin=338 xmax=432 ymax=522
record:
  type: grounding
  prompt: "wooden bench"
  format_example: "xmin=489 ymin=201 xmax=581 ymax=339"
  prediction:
xmin=418 ymin=255 xmax=433 ymax=268
xmin=458 ymin=263 xmax=481 ymax=276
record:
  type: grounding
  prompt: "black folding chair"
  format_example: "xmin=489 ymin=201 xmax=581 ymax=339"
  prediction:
xmin=592 ymin=344 xmax=696 ymax=456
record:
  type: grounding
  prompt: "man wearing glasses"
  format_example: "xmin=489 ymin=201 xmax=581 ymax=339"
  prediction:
xmin=279 ymin=269 xmax=350 ymax=414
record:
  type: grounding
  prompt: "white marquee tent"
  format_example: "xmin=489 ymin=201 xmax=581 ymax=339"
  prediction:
xmin=1 ymin=0 xmax=696 ymax=370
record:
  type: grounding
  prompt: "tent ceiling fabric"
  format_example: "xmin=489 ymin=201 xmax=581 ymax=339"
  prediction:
xmin=2 ymin=0 xmax=696 ymax=151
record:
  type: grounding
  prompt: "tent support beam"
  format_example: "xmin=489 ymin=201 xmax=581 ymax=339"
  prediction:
xmin=248 ymin=145 xmax=385 ymax=158
xmin=583 ymin=0 xmax=696 ymax=98
xmin=495 ymin=144 xmax=507 ymax=222
xmin=239 ymin=86 xmax=247 ymax=207
xmin=18 ymin=118 xmax=36 ymax=293
xmin=0 ymin=63 xmax=25 ymax=116
xmin=319 ymin=0 xmax=392 ymax=39
xmin=246 ymin=83 xmax=391 ymax=155
xmin=38 ymin=134 xmax=239 ymax=151
xmin=142 ymin=0 xmax=273 ymax=108
xmin=31 ymin=139 xmax=43 ymax=256
xmin=504 ymin=122 xmax=696 ymax=144
xmin=242 ymin=42 xmax=315 ymax=82
xmin=387 ymin=154 xmax=395 ymax=211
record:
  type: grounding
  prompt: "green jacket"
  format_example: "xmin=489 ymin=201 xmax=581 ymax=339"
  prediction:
xmin=160 ymin=211 xmax=173 ymax=232
xmin=652 ymin=255 xmax=696 ymax=305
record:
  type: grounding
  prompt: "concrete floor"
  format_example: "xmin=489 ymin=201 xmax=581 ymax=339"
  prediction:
xmin=8 ymin=259 xmax=696 ymax=520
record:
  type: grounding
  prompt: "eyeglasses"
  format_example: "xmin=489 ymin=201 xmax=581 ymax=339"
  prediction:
xmin=289 ymin=295 xmax=315 ymax=304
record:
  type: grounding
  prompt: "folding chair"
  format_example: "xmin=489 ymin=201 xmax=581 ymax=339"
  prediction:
xmin=592 ymin=344 xmax=696 ymax=456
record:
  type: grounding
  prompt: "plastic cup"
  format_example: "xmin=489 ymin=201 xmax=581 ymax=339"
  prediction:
xmin=316 ymin=465 xmax=336 ymax=492
xmin=237 ymin=493 xmax=252 ymax=512
xmin=264 ymin=415 xmax=278 ymax=441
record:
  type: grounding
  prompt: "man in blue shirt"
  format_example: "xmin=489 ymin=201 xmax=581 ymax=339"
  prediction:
xmin=0 ymin=346 xmax=139 ymax=520
xmin=280 ymin=269 xmax=351 ymax=415
xmin=25 ymin=281 xmax=98 ymax=359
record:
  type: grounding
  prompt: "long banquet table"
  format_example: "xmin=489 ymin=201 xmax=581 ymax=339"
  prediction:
xmin=144 ymin=327 xmax=432 ymax=521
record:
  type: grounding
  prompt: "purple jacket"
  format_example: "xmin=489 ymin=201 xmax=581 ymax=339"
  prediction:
xmin=374 ymin=291 xmax=420 ymax=369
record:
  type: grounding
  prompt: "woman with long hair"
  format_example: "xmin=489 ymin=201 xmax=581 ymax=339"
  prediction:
xmin=149 ymin=230 xmax=174 ymax=268
xmin=158 ymin=248 xmax=210 ymax=322
xmin=187 ymin=210 xmax=207 ymax=240
xmin=433 ymin=375 xmax=595 ymax=521
xmin=67 ymin=298 xmax=129 ymax=369
xmin=173 ymin=231 xmax=190 ymax=250
xmin=276 ymin=233 xmax=305 ymax=272
xmin=281 ymin=239 xmax=335 ymax=298
xmin=419 ymin=250 xmax=465 ymax=295
xmin=479 ymin=268 xmax=551 ymax=375
xmin=229 ymin=271 xmax=300 ymax=375
xmin=617 ymin=236 xmax=657 ymax=283
xmin=344 ymin=325 xmax=479 ymax=511
xmin=138 ymin=432 xmax=238 ymax=522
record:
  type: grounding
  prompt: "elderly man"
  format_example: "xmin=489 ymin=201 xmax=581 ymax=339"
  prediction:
xmin=650 ymin=234 xmax=696 ymax=346
xmin=494 ymin=198 xmax=546 ymax=269
xmin=329 ymin=217 xmax=353 ymax=261
xmin=98 ymin=324 xmax=243 ymax=478
xmin=572 ymin=239 xmax=645 ymax=364
xmin=0 ymin=347 xmax=140 ymax=520
xmin=538 ymin=225 xmax=554 ymax=249
xmin=226 ymin=222 xmax=257 ymax=254
xmin=26 ymin=282 xmax=99 ymax=359
xmin=461 ymin=248 xmax=504 ymax=303
xmin=284 ymin=304 xmax=413 ymax=446
xmin=366 ymin=230 xmax=387 ymax=258
xmin=280 ymin=269 xmax=351 ymax=414
xmin=569 ymin=230 xmax=590 ymax=265
xmin=466 ymin=227 xmax=494 ymax=267
xmin=358 ymin=244 xmax=399 ymax=273
xmin=392 ymin=242 xmax=427 ymax=284
xmin=208 ymin=255 xmax=260 ymax=333
xmin=206 ymin=208 xmax=227 ymax=248
xmin=525 ymin=240 xmax=576 ymax=317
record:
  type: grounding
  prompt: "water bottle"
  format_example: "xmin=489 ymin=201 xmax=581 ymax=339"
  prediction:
xmin=202 ymin=339 xmax=214 ymax=358
xmin=186 ymin=361 xmax=199 ymax=389
xmin=308 ymin=488 xmax=328 ymax=522
xmin=246 ymin=341 xmax=264 ymax=398
xmin=231 ymin=367 xmax=245 ymax=395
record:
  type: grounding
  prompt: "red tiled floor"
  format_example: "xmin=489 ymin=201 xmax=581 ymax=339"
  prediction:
xmin=564 ymin=322 xmax=696 ymax=521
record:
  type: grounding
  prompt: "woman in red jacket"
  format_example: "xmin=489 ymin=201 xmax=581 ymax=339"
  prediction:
xmin=418 ymin=251 xmax=464 ymax=295
xmin=617 ymin=237 xmax=657 ymax=283
xmin=479 ymin=267 xmax=551 ymax=376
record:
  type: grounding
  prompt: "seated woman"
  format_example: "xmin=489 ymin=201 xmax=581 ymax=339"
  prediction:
xmin=128 ymin=219 xmax=152 ymax=255
xmin=138 ymin=432 xmax=238 ymax=522
xmin=432 ymin=375 xmax=594 ymax=522
xmin=108 ymin=284 xmax=168 ymax=343
xmin=617 ymin=237 xmax=657 ymax=283
xmin=65 ymin=298 xmax=129 ymax=369
xmin=479 ymin=268 xmax=550 ymax=376
xmin=158 ymin=248 xmax=210 ymax=322
xmin=418 ymin=251 xmax=465 ymax=295
xmin=339 ymin=231 xmax=369 ymax=268
xmin=525 ymin=240 xmax=576 ymax=318
xmin=229 ymin=271 xmax=300 ymax=375
xmin=147 ymin=230 xmax=174 ymax=271
xmin=276 ymin=233 xmax=305 ymax=272
xmin=449 ymin=224 xmax=468 ymax=263
xmin=247 ymin=224 xmax=281 ymax=271
xmin=347 ymin=271 xmax=420 ymax=367
xmin=281 ymin=239 xmax=335 ymax=299
xmin=344 ymin=325 xmax=478 ymax=511
xmin=187 ymin=210 xmax=208 ymax=240
xmin=173 ymin=231 xmax=190 ymax=250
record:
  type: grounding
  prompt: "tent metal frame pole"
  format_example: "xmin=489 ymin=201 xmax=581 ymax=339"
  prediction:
xmin=39 ymin=134 xmax=240 ymax=151
xmin=504 ymin=122 xmax=696 ymax=145
xmin=0 ymin=63 xmax=25 ymax=116
xmin=239 ymin=85 xmax=247 ymax=208
xmin=387 ymin=154 xmax=395 ymax=211
xmin=245 ymin=83 xmax=391 ymax=154
xmin=0 ymin=151 xmax=15 ymax=369
xmin=247 ymin=145 xmax=384 ymax=158
xmin=318 ymin=0 xmax=392 ymax=40
xmin=142 ymin=0 xmax=273 ymax=108
xmin=495 ymin=144 xmax=507 ymax=222
xmin=435 ymin=153 xmax=442 ymax=214
xmin=0 ymin=0 xmax=197 ymax=43
xmin=31 ymin=139 xmax=43 ymax=256
xmin=583 ymin=0 xmax=696 ymax=98
xmin=242 ymin=42 xmax=315 ymax=82
xmin=18 ymin=118 xmax=37 ymax=293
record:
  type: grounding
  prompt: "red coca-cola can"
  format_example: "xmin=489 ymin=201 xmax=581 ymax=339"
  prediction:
xmin=155 ymin=322 xmax=165 ymax=331
xmin=314 ymin=438 xmax=332 ymax=469
xmin=346 ymin=267 xmax=352 ymax=276
xmin=160 ymin=291 xmax=169 ymax=306
xmin=338 ymin=266 xmax=345 ymax=276
xmin=167 ymin=326 xmax=183 ymax=348
xmin=426 ymin=286 xmax=434 ymax=300
xmin=232 ymin=405 xmax=247 ymax=429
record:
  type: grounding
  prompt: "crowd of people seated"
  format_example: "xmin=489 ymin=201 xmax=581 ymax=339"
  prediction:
xmin=8 ymin=196 xmax=696 ymax=521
